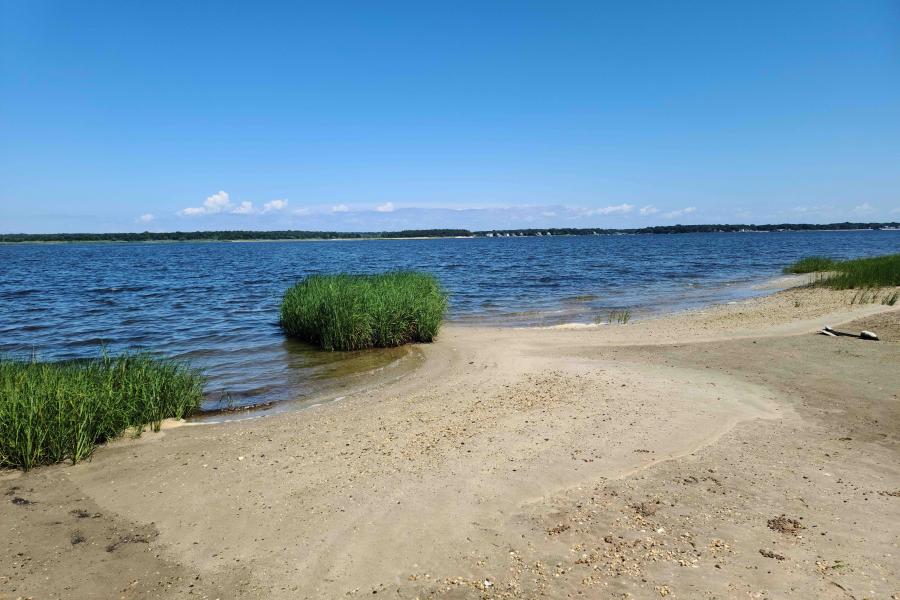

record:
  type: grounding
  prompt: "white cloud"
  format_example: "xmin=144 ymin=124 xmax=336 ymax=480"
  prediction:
xmin=852 ymin=202 xmax=874 ymax=214
xmin=331 ymin=204 xmax=350 ymax=213
xmin=263 ymin=199 xmax=289 ymax=213
xmin=204 ymin=190 xmax=231 ymax=211
xmin=231 ymin=201 xmax=255 ymax=215
xmin=136 ymin=213 xmax=155 ymax=224
xmin=639 ymin=205 xmax=658 ymax=216
xmin=375 ymin=202 xmax=395 ymax=213
xmin=179 ymin=190 xmax=233 ymax=216
xmin=663 ymin=206 xmax=697 ymax=219
xmin=178 ymin=191 xmax=291 ymax=217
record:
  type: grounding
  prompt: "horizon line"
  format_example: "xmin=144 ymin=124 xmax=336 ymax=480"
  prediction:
xmin=2 ymin=221 xmax=900 ymax=241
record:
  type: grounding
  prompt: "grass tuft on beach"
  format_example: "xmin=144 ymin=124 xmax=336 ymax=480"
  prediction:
xmin=785 ymin=253 xmax=900 ymax=289
xmin=0 ymin=353 xmax=203 ymax=470
xmin=280 ymin=272 xmax=448 ymax=351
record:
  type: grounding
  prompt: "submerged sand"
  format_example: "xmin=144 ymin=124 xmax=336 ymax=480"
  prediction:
xmin=2 ymin=286 xmax=899 ymax=599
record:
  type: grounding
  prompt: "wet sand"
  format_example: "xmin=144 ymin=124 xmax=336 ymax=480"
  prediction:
xmin=2 ymin=286 xmax=899 ymax=599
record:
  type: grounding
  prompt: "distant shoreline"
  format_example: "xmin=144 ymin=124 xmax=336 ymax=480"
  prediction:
xmin=0 ymin=236 xmax=476 ymax=245
xmin=1 ymin=222 xmax=898 ymax=244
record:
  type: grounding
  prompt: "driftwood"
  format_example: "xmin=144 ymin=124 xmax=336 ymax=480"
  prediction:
xmin=820 ymin=326 xmax=879 ymax=341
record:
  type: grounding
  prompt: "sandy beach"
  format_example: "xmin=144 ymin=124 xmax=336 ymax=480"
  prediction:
xmin=2 ymin=285 xmax=899 ymax=599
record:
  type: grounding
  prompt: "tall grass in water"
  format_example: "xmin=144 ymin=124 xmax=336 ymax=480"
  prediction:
xmin=280 ymin=272 xmax=448 ymax=351
xmin=0 ymin=353 xmax=203 ymax=470
xmin=608 ymin=309 xmax=632 ymax=324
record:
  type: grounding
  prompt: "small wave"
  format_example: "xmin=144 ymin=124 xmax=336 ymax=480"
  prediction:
xmin=65 ymin=337 xmax=117 ymax=347
xmin=1 ymin=288 xmax=40 ymax=299
xmin=562 ymin=294 xmax=599 ymax=303
xmin=88 ymin=285 xmax=148 ymax=293
xmin=541 ymin=322 xmax=604 ymax=330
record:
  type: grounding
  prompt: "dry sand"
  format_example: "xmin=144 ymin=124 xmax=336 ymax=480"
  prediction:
xmin=2 ymin=286 xmax=899 ymax=599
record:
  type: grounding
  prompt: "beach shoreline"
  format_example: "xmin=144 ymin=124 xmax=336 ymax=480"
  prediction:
xmin=2 ymin=285 xmax=899 ymax=599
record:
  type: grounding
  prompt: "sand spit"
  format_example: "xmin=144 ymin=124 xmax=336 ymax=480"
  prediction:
xmin=2 ymin=287 xmax=899 ymax=599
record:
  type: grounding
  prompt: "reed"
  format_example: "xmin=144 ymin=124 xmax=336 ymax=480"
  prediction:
xmin=0 ymin=353 xmax=203 ymax=470
xmin=280 ymin=272 xmax=448 ymax=351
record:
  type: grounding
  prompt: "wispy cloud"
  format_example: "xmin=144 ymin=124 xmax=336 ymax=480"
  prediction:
xmin=136 ymin=213 xmax=155 ymax=224
xmin=789 ymin=205 xmax=828 ymax=215
xmin=577 ymin=203 xmax=634 ymax=216
xmin=639 ymin=205 xmax=658 ymax=216
xmin=853 ymin=202 xmax=874 ymax=214
xmin=262 ymin=199 xmax=289 ymax=213
xmin=663 ymin=206 xmax=697 ymax=219
xmin=270 ymin=203 xmax=661 ymax=231
xmin=231 ymin=201 xmax=255 ymax=215
xmin=375 ymin=202 xmax=395 ymax=213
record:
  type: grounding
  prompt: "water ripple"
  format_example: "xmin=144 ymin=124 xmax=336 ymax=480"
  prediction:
xmin=1 ymin=232 xmax=897 ymax=410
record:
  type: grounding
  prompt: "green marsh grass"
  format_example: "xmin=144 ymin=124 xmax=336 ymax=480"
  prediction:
xmin=783 ymin=256 xmax=838 ymax=274
xmin=785 ymin=254 xmax=900 ymax=287
xmin=594 ymin=308 xmax=631 ymax=325
xmin=0 ymin=353 xmax=203 ymax=470
xmin=814 ymin=254 xmax=900 ymax=290
xmin=785 ymin=253 xmax=900 ymax=305
xmin=280 ymin=272 xmax=448 ymax=351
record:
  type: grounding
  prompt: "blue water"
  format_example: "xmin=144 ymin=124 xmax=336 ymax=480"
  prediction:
xmin=1 ymin=231 xmax=897 ymax=411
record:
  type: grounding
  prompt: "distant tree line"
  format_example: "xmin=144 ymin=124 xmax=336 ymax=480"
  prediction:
xmin=0 ymin=229 xmax=473 ymax=243
xmin=475 ymin=222 xmax=900 ymax=237
xmin=1 ymin=223 xmax=897 ymax=243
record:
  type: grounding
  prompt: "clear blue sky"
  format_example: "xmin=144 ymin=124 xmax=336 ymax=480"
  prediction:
xmin=2 ymin=0 xmax=899 ymax=233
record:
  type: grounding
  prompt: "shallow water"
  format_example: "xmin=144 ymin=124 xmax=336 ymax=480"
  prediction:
xmin=1 ymin=230 xmax=897 ymax=411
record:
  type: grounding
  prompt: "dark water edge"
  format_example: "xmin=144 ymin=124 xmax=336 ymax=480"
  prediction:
xmin=1 ymin=230 xmax=897 ymax=413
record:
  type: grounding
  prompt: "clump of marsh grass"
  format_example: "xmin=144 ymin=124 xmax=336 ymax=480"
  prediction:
xmin=608 ymin=309 xmax=632 ymax=324
xmin=0 ymin=353 xmax=203 ymax=470
xmin=783 ymin=256 xmax=837 ymax=274
xmin=280 ymin=272 xmax=448 ymax=351
xmin=786 ymin=254 xmax=900 ymax=288
xmin=850 ymin=288 xmax=879 ymax=305
xmin=817 ymin=254 xmax=900 ymax=290
xmin=786 ymin=253 xmax=900 ymax=305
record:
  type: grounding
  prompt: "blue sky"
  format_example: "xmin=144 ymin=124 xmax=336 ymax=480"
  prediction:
xmin=1 ymin=1 xmax=899 ymax=233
